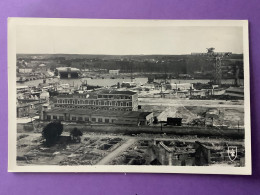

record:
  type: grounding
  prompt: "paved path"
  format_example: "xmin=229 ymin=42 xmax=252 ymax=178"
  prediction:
xmin=139 ymin=98 xmax=244 ymax=108
xmin=96 ymin=138 xmax=136 ymax=165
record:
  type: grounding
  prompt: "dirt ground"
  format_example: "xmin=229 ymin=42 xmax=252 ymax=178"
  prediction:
xmin=139 ymin=98 xmax=244 ymax=128
xmin=17 ymin=132 xmax=244 ymax=166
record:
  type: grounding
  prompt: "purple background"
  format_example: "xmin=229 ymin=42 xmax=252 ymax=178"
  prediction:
xmin=0 ymin=0 xmax=259 ymax=194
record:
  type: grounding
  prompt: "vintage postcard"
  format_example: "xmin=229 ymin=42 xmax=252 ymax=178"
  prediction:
xmin=8 ymin=18 xmax=251 ymax=174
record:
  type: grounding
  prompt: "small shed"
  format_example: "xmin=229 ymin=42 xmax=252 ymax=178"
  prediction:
xmin=167 ymin=117 xmax=182 ymax=126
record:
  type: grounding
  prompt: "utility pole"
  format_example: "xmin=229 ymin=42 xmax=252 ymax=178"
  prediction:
xmin=160 ymin=84 xmax=164 ymax=98
xmin=235 ymin=65 xmax=240 ymax=86
xmin=130 ymin=62 xmax=133 ymax=82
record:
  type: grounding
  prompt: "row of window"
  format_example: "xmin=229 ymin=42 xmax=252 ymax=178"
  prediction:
xmin=97 ymin=95 xmax=132 ymax=99
xmin=55 ymin=104 xmax=131 ymax=111
xmin=57 ymin=99 xmax=131 ymax=107
xmin=49 ymin=115 xmax=63 ymax=120
xmin=47 ymin=115 xmax=116 ymax=123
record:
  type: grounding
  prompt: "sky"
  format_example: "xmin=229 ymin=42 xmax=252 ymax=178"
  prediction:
xmin=16 ymin=24 xmax=243 ymax=55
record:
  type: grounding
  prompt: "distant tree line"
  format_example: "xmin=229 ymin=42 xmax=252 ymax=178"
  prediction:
xmin=17 ymin=54 xmax=244 ymax=78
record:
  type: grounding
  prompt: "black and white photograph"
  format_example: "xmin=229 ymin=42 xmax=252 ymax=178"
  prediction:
xmin=8 ymin=18 xmax=251 ymax=174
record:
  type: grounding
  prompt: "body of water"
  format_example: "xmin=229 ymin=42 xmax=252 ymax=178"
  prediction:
xmin=17 ymin=77 xmax=243 ymax=88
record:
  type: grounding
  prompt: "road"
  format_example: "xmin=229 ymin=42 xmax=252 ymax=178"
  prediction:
xmin=139 ymin=98 xmax=244 ymax=108
xmin=96 ymin=138 xmax=136 ymax=165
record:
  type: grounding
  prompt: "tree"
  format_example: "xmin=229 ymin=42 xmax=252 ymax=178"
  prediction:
xmin=42 ymin=121 xmax=63 ymax=146
xmin=70 ymin=128 xmax=83 ymax=143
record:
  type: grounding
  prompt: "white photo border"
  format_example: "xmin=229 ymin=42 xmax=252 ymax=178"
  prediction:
xmin=8 ymin=18 xmax=252 ymax=175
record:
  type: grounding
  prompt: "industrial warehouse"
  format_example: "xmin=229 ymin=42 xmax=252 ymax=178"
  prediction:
xmin=41 ymin=90 xmax=151 ymax=125
xmin=41 ymin=107 xmax=153 ymax=126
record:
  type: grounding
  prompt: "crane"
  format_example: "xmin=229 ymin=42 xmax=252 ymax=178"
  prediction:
xmin=192 ymin=48 xmax=232 ymax=85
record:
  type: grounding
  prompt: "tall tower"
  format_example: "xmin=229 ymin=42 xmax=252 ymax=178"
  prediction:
xmin=192 ymin=48 xmax=232 ymax=85
xmin=214 ymin=56 xmax=222 ymax=85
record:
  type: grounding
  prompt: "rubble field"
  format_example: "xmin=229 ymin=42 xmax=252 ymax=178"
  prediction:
xmin=17 ymin=133 xmax=125 ymax=166
xmin=17 ymin=132 xmax=245 ymax=166
xmin=109 ymin=138 xmax=245 ymax=167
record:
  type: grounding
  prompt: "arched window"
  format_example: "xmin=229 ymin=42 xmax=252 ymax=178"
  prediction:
xmin=109 ymin=101 xmax=112 ymax=106
xmin=72 ymin=100 xmax=75 ymax=104
xmin=115 ymin=102 xmax=118 ymax=106
xmin=104 ymin=101 xmax=107 ymax=106
xmin=62 ymin=100 xmax=65 ymax=104
xmin=126 ymin=102 xmax=129 ymax=107
xmin=93 ymin=101 xmax=96 ymax=105
xmin=98 ymin=101 xmax=101 ymax=105
xmin=120 ymin=102 xmax=123 ymax=107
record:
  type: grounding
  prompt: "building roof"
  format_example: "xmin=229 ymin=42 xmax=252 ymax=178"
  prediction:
xmin=98 ymin=90 xmax=136 ymax=95
xmin=57 ymin=93 xmax=97 ymax=99
xmin=17 ymin=86 xmax=29 ymax=89
xmin=56 ymin=90 xmax=136 ymax=99
xmin=17 ymin=104 xmax=31 ymax=108
xmin=56 ymin=67 xmax=80 ymax=73
xmin=17 ymin=100 xmax=47 ymax=108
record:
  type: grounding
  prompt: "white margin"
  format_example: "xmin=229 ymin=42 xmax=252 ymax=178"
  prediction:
xmin=8 ymin=18 xmax=252 ymax=175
